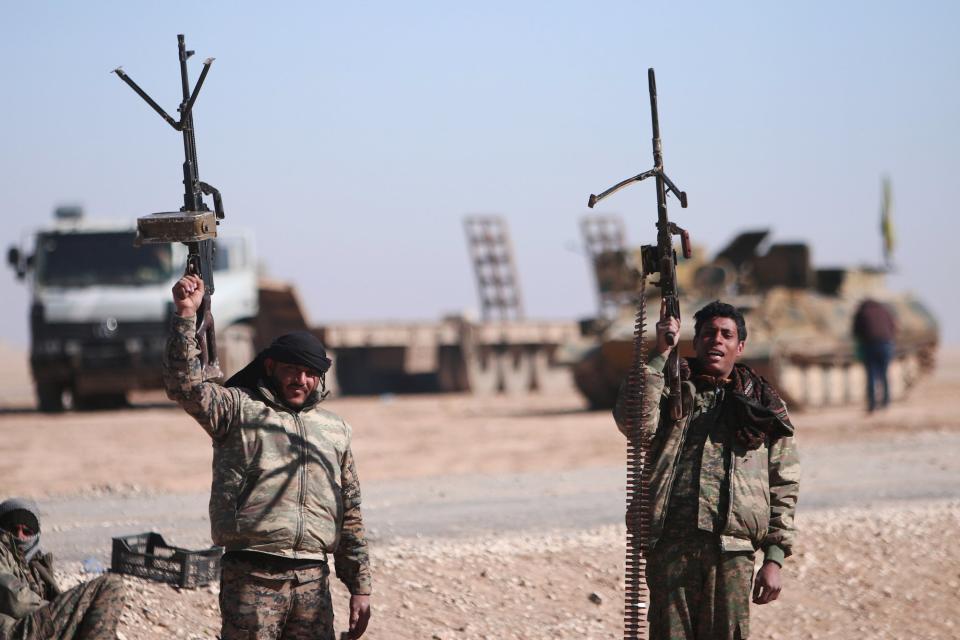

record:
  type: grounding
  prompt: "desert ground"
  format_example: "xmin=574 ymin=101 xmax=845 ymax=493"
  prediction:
xmin=1 ymin=345 xmax=959 ymax=639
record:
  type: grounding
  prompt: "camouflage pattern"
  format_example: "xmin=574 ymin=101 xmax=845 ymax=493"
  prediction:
xmin=25 ymin=553 xmax=60 ymax=603
xmin=647 ymin=532 xmax=754 ymax=640
xmin=1 ymin=531 xmax=125 ymax=640
xmin=8 ymin=574 xmax=125 ymax=640
xmin=219 ymin=554 xmax=334 ymax=640
xmin=660 ymin=384 xmax=727 ymax=540
xmin=0 ymin=532 xmax=54 ymax=632
xmin=163 ymin=314 xmax=372 ymax=595
xmin=614 ymin=354 xmax=800 ymax=561
xmin=614 ymin=354 xmax=799 ymax=639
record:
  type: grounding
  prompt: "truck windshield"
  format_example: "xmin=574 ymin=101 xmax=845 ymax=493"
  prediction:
xmin=34 ymin=232 xmax=174 ymax=287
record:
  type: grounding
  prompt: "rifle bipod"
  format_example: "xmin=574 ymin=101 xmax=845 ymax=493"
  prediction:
xmin=113 ymin=34 xmax=225 ymax=380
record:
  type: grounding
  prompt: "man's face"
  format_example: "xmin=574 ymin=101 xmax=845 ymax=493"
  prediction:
xmin=4 ymin=523 xmax=35 ymax=542
xmin=264 ymin=358 xmax=321 ymax=407
xmin=694 ymin=316 xmax=745 ymax=378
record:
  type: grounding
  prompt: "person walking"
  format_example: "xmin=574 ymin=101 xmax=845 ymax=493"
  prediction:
xmin=852 ymin=298 xmax=897 ymax=412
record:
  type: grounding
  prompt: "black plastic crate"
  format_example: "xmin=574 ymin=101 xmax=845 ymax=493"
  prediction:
xmin=111 ymin=532 xmax=222 ymax=588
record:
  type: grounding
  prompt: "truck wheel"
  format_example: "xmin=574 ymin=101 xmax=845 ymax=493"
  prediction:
xmin=36 ymin=383 xmax=65 ymax=413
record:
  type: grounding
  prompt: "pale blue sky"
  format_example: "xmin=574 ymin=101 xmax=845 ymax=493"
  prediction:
xmin=1 ymin=1 xmax=957 ymax=345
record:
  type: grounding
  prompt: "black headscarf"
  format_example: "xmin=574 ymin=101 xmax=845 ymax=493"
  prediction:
xmin=225 ymin=331 xmax=332 ymax=396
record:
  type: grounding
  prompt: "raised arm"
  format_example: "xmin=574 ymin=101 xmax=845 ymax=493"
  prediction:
xmin=162 ymin=274 xmax=241 ymax=439
xmin=612 ymin=308 xmax=676 ymax=436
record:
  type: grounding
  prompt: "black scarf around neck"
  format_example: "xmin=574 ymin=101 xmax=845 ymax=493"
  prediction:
xmin=679 ymin=357 xmax=794 ymax=449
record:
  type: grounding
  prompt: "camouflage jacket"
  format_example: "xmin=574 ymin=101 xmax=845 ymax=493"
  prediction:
xmin=163 ymin=315 xmax=371 ymax=595
xmin=0 ymin=532 xmax=59 ymax=635
xmin=615 ymin=356 xmax=800 ymax=563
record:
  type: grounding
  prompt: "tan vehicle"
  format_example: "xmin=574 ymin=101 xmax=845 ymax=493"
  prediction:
xmin=569 ymin=224 xmax=939 ymax=410
xmin=316 ymin=216 xmax=577 ymax=396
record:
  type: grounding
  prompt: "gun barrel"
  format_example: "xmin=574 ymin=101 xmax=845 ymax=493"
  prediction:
xmin=178 ymin=34 xmax=191 ymax=103
xmin=648 ymin=68 xmax=661 ymax=144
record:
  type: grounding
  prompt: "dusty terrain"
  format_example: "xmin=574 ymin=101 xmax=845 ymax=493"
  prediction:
xmin=1 ymin=347 xmax=959 ymax=639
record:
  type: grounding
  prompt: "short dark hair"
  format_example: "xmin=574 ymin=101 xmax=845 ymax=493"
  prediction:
xmin=693 ymin=300 xmax=747 ymax=342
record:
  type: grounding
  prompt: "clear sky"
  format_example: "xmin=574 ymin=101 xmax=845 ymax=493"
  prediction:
xmin=1 ymin=1 xmax=957 ymax=346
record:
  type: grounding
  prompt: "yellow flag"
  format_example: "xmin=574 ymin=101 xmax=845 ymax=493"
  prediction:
xmin=880 ymin=177 xmax=895 ymax=266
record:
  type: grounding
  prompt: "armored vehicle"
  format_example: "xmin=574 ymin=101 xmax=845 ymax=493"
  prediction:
xmin=570 ymin=221 xmax=939 ymax=410
xmin=7 ymin=207 xmax=263 ymax=411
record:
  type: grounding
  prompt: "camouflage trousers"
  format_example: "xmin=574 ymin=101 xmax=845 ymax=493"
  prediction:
xmin=8 ymin=573 xmax=125 ymax=640
xmin=646 ymin=532 xmax=755 ymax=640
xmin=220 ymin=553 xmax=335 ymax=640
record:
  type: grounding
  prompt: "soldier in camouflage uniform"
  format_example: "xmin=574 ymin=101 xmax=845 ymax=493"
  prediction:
xmin=615 ymin=301 xmax=800 ymax=640
xmin=0 ymin=497 xmax=126 ymax=640
xmin=163 ymin=274 xmax=371 ymax=640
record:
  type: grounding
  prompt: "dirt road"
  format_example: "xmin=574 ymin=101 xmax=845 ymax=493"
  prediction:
xmin=1 ymin=348 xmax=959 ymax=638
xmin=32 ymin=426 xmax=960 ymax=568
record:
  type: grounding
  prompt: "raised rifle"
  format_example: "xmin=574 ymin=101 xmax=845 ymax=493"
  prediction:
xmin=587 ymin=67 xmax=690 ymax=639
xmin=113 ymin=34 xmax=225 ymax=379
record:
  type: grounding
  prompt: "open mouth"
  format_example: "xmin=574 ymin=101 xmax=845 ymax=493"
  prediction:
xmin=706 ymin=350 xmax=724 ymax=361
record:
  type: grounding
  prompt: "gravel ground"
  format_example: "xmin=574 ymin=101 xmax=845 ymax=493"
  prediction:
xmin=51 ymin=499 xmax=960 ymax=640
xmin=6 ymin=349 xmax=959 ymax=638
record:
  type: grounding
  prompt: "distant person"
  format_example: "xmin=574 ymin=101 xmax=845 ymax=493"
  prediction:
xmin=852 ymin=298 xmax=897 ymax=412
xmin=0 ymin=497 xmax=125 ymax=639
xmin=614 ymin=300 xmax=800 ymax=640
xmin=163 ymin=274 xmax=371 ymax=640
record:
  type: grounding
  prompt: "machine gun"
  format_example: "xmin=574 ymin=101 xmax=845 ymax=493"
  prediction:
xmin=589 ymin=67 xmax=690 ymax=419
xmin=587 ymin=68 xmax=690 ymax=640
xmin=113 ymin=34 xmax=225 ymax=379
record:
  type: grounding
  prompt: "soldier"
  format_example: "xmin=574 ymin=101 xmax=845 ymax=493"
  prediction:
xmin=615 ymin=301 xmax=800 ymax=640
xmin=852 ymin=298 xmax=897 ymax=413
xmin=163 ymin=274 xmax=371 ymax=640
xmin=0 ymin=497 xmax=126 ymax=640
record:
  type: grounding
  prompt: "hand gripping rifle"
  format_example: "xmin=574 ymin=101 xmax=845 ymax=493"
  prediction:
xmin=587 ymin=68 xmax=690 ymax=640
xmin=113 ymin=34 xmax=225 ymax=379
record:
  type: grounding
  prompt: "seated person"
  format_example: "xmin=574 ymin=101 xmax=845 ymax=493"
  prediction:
xmin=0 ymin=497 xmax=126 ymax=640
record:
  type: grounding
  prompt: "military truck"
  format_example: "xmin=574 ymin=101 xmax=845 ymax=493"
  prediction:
xmin=7 ymin=206 xmax=261 ymax=411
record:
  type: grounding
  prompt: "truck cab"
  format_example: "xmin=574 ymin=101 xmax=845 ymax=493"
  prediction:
xmin=8 ymin=207 xmax=258 ymax=411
